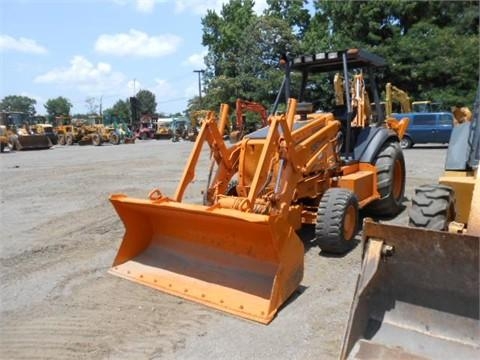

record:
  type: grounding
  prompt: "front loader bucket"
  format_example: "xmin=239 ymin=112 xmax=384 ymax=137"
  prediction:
xmin=18 ymin=134 xmax=52 ymax=150
xmin=341 ymin=220 xmax=479 ymax=359
xmin=109 ymin=194 xmax=304 ymax=324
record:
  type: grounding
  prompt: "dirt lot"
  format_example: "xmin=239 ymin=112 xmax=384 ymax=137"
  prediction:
xmin=0 ymin=140 xmax=446 ymax=360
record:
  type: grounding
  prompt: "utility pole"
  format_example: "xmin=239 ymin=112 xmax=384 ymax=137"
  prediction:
xmin=193 ymin=70 xmax=205 ymax=102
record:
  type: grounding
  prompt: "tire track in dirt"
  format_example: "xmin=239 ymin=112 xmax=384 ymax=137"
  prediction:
xmin=1 ymin=177 xmax=220 ymax=359
xmin=1 ymin=274 xmax=218 ymax=360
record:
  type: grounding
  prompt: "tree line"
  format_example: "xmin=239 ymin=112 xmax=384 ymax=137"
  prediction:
xmin=191 ymin=0 xmax=479 ymax=113
xmin=0 ymin=90 xmax=160 ymax=124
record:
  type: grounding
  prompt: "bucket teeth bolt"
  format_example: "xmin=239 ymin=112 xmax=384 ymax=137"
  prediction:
xmin=381 ymin=244 xmax=394 ymax=257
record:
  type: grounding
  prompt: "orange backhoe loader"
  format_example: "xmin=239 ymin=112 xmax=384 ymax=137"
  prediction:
xmin=108 ymin=48 xmax=408 ymax=323
xmin=229 ymin=99 xmax=269 ymax=142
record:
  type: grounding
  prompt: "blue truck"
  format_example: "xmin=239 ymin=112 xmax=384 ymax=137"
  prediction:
xmin=391 ymin=112 xmax=454 ymax=149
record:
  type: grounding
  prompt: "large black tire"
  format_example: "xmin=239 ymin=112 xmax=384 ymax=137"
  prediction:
xmin=315 ymin=188 xmax=359 ymax=254
xmin=409 ymin=184 xmax=455 ymax=230
xmin=0 ymin=142 xmax=4 ymax=153
xmin=92 ymin=133 xmax=102 ymax=146
xmin=65 ymin=133 xmax=74 ymax=145
xmin=367 ymin=141 xmax=405 ymax=217
xmin=109 ymin=133 xmax=120 ymax=145
xmin=58 ymin=134 xmax=66 ymax=145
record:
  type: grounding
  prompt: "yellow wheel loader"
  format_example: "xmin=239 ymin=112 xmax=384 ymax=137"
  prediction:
xmin=108 ymin=48 xmax=409 ymax=323
xmin=0 ymin=111 xmax=52 ymax=150
xmin=340 ymin=84 xmax=480 ymax=359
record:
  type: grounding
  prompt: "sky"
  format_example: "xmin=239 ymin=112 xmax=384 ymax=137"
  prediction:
xmin=0 ymin=0 xmax=269 ymax=115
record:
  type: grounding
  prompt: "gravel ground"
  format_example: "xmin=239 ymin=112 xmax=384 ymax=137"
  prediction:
xmin=0 ymin=140 xmax=446 ymax=360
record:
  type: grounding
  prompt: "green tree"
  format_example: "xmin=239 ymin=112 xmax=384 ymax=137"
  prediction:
xmin=104 ymin=99 xmax=131 ymax=123
xmin=196 ymin=0 xmax=478 ymax=113
xmin=112 ymin=99 xmax=131 ymax=121
xmin=202 ymin=0 xmax=257 ymax=79
xmin=44 ymin=96 xmax=73 ymax=117
xmin=305 ymin=0 xmax=479 ymax=107
xmin=199 ymin=1 xmax=297 ymax=111
xmin=0 ymin=95 xmax=37 ymax=114
xmin=135 ymin=90 xmax=157 ymax=114
xmin=265 ymin=0 xmax=310 ymax=38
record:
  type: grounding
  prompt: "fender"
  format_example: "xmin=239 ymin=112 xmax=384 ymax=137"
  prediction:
xmin=354 ymin=126 xmax=399 ymax=163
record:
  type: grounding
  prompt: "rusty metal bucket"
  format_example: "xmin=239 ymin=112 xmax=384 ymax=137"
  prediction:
xmin=109 ymin=194 xmax=304 ymax=324
xmin=341 ymin=220 xmax=480 ymax=359
xmin=17 ymin=134 xmax=52 ymax=150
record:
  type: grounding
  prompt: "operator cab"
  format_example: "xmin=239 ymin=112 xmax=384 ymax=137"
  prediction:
xmin=285 ymin=48 xmax=387 ymax=159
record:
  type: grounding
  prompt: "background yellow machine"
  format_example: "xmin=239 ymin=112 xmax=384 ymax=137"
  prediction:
xmin=341 ymin=83 xmax=479 ymax=359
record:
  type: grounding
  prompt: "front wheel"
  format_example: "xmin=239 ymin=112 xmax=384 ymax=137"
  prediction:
xmin=366 ymin=141 xmax=405 ymax=217
xmin=58 ymin=134 xmax=66 ymax=145
xmin=315 ymin=188 xmax=359 ymax=254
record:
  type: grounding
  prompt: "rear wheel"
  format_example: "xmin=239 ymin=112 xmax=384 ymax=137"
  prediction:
xmin=65 ymin=133 xmax=74 ymax=145
xmin=141 ymin=132 xmax=148 ymax=140
xmin=315 ymin=188 xmax=359 ymax=254
xmin=109 ymin=133 xmax=120 ymax=145
xmin=367 ymin=141 xmax=405 ymax=217
xmin=409 ymin=184 xmax=455 ymax=230
xmin=92 ymin=133 xmax=102 ymax=146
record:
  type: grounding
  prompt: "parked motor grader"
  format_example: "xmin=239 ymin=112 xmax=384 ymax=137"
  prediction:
xmin=108 ymin=48 xmax=409 ymax=323
xmin=55 ymin=117 xmax=87 ymax=145
xmin=340 ymin=84 xmax=479 ymax=359
xmin=0 ymin=111 xmax=52 ymax=151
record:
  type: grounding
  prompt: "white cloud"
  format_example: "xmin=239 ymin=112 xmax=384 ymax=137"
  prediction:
xmin=110 ymin=0 xmax=167 ymax=13
xmin=136 ymin=0 xmax=155 ymax=13
xmin=152 ymin=78 xmax=177 ymax=98
xmin=174 ymin=0 xmax=267 ymax=15
xmin=94 ymin=29 xmax=182 ymax=57
xmin=34 ymin=56 xmax=126 ymax=95
xmin=0 ymin=34 xmax=48 ymax=54
xmin=183 ymin=50 xmax=207 ymax=68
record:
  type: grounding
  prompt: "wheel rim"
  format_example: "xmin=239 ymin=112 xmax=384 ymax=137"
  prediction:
xmin=343 ymin=204 xmax=357 ymax=241
xmin=392 ymin=159 xmax=404 ymax=200
xmin=400 ymin=138 xmax=409 ymax=149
